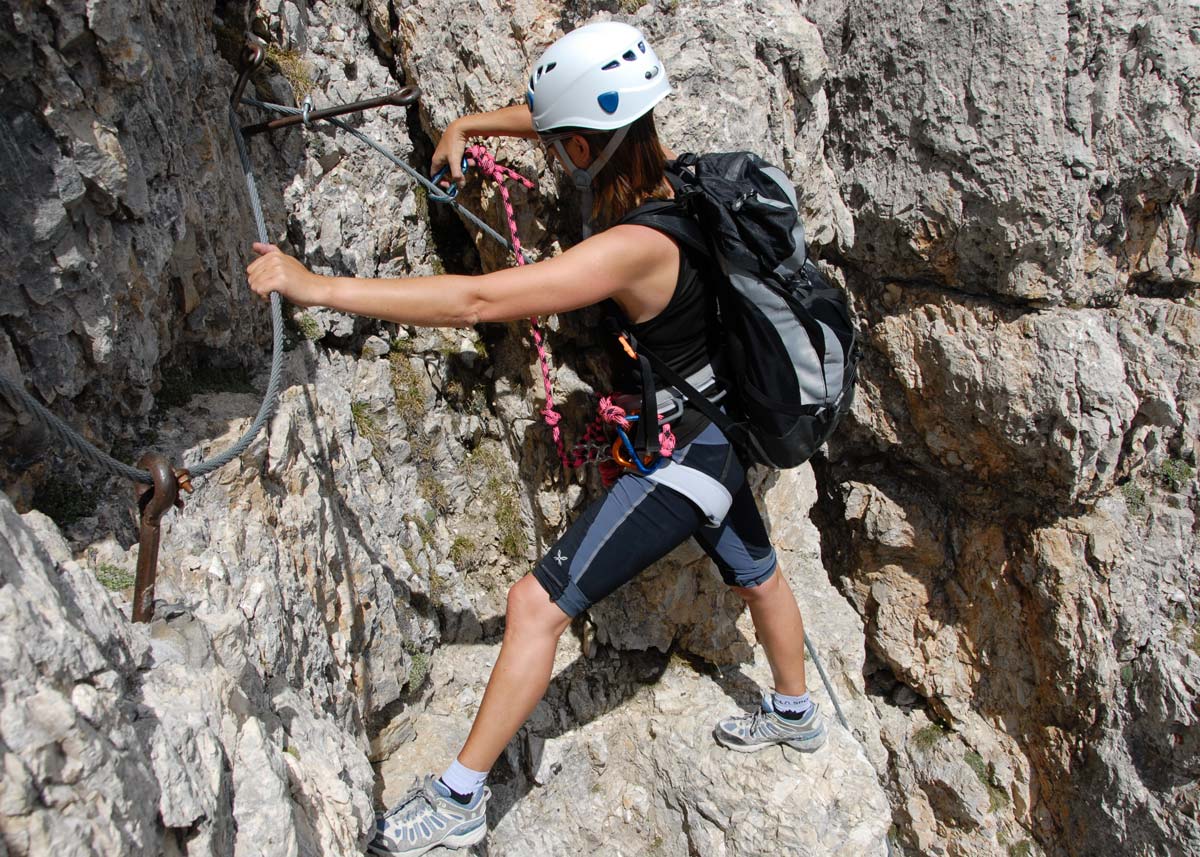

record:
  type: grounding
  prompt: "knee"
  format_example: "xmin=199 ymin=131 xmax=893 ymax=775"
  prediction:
xmin=506 ymin=575 xmax=571 ymax=638
xmin=731 ymin=565 xmax=781 ymax=605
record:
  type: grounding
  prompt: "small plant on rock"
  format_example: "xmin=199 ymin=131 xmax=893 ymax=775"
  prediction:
xmin=94 ymin=563 xmax=135 ymax=592
xmin=913 ymin=721 xmax=949 ymax=752
xmin=389 ymin=352 xmax=427 ymax=424
xmin=265 ymin=43 xmax=313 ymax=100
xmin=1159 ymin=458 xmax=1195 ymax=493
xmin=296 ymin=313 xmax=321 ymax=341
xmin=965 ymin=750 xmax=1010 ymax=812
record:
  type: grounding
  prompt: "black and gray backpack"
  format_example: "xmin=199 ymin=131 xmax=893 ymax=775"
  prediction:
xmin=621 ymin=151 xmax=859 ymax=469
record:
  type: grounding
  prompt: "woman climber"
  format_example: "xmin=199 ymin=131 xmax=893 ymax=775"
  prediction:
xmin=246 ymin=21 xmax=825 ymax=857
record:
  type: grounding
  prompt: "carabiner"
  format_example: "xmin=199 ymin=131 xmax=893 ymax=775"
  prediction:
xmin=611 ymin=419 xmax=663 ymax=475
xmin=429 ymin=155 xmax=471 ymax=201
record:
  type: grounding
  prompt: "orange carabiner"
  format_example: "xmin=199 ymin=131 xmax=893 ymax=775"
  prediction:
xmin=611 ymin=437 xmax=657 ymax=472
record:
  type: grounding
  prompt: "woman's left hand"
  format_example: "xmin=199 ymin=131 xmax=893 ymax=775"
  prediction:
xmin=246 ymin=243 xmax=329 ymax=308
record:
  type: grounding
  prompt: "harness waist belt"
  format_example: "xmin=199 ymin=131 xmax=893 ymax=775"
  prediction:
xmin=613 ymin=363 xmax=725 ymax=423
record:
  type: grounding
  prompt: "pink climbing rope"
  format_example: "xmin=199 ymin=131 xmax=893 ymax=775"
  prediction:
xmin=465 ymin=143 xmax=676 ymax=475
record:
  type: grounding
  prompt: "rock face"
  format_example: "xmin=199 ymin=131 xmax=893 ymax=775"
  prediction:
xmin=813 ymin=0 xmax=1199 ymax=855
xmin=0 ymin=498 xmax=377 ymax=856
xmin=0 ymin=1 xmax=1196 ymax=857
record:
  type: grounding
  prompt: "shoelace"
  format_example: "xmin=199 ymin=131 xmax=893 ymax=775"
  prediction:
xmin=383 ymin=777 xmax=438 ymax=823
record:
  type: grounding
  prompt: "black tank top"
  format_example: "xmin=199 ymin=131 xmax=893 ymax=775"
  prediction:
xmin=613 ymin=236 xmax=722 ymax=446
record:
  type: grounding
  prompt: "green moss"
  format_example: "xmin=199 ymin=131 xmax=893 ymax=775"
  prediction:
xmin=284 ymin=745 xmax=300 ymax=760
xmin=913 ymin=722 xmax=949 ymax=752
xmin=389 ymin=352 xmax=426 ymax=423
xmin=350 ymin=401 xmax=385 ymax=453
xmin=33 ymin=478 xmax=98 ymax=528
xmin=94 ymin=563 xmax=135 ymax=592
xmin=265 ymin=43 xmax=314 ymax=100
xmin=1009 ymin=841 xmax=1033 ymax=857
xmin=467 ymin=443 xmax=527 ymax=561
xmin=405 ymin=651 xmax=431 ymax=691
xmin=417 ymin=474 xmax=452 ymax=513
xmin=1120 ymin=664 xmax=1135 ymax=687
xmin=427 ymin=563 xmax=445 ymax=599
xmin=414 ymin=515 xmax=436 ymax=547
xmin=964 ymin=749 xmax=988 ymax=781
xmin=492 ymin=483 xmax=526 ymax=561
xmin=449 ymin=536 xmax=478 ymax=570
xmin=965 ymin=750 xmax=1010 ymax=812
xmin=297 ymin=313 xmax=321 ymax=341
xmin=1159 ymin=458 xmax=1195 ymax=493
xmin=1120 ymin=481 xmax=1147 ymax=517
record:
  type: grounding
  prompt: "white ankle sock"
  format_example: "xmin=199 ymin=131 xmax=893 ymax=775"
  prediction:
xmin=440 ymin=759 xmax=488 ymax=798
xmin=772 ymin=690 xmax=812 ymax=717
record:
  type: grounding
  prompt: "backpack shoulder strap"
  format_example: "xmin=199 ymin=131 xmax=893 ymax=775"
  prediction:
xmin=618 ymin=192 xmax=712 ymax=260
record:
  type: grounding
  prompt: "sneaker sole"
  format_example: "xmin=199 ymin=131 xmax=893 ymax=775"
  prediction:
xmin=367 ymin=821 xmax=487 ymax=857
xmin=713 ymin=727 xmax=827 ymax=754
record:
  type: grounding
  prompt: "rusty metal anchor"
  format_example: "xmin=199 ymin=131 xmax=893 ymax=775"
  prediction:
xmin=131 ymin=454 xmax=183 ymax=623
xmin=229 ymin=36 xmax=419 ymax=136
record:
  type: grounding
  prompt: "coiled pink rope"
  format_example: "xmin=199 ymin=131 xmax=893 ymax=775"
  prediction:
xmin=465 ymin=144 xmax=676 ymax=475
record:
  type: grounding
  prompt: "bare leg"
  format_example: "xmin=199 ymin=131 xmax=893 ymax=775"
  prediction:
xmin=732 ymin=567 xmax=808 ymax=696
xmin=455 ymin=574 xmax=572 ymax=772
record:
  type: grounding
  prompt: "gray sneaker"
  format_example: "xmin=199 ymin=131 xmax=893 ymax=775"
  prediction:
xmin=714 ymin=692 xmax=827 ymax=753
xmin=369 ymin=775 xmax=489 ymax=856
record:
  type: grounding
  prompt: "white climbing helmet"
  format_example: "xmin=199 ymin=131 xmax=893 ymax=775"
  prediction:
xmin=526 ymin=21 xmax=671 ymax=133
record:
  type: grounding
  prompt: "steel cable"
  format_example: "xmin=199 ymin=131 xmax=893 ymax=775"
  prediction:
xmin=0 ymin=106 xmax=289 ymax=484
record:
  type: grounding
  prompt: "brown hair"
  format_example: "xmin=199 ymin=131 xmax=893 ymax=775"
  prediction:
xmin=575 ymin=112 xmax=672 ymax=229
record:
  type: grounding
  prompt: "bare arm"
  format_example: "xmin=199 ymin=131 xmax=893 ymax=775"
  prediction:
xmin=432 ymin=105 xmax=537 ymax=188
xmin=245 ymin=225 xmax=678 ymax=327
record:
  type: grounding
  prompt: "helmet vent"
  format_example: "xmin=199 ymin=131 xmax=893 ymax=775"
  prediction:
xmin=545 ymin=62 xmax=556 ymax=72
xmin=602 ymin=60 xmax=620 ymax=71
xmin=638 ymin=42 xmax=646 ymax=53
xmin=622 ymin=50 xmax=636 ymax=61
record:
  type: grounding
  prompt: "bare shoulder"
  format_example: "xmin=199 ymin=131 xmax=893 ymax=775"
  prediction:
xmin=580 ymin=224 xmax=680 ymax=321
xmin=572 ymin=223 xmax=679 ymax=275
xmin=593 ymin=222 xmax=678 ymax=255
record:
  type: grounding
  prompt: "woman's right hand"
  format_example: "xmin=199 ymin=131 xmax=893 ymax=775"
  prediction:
xmin=430 ymin=119 xmax=469 ymax=191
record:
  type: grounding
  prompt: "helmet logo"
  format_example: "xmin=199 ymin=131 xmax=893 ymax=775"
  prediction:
xmin=597 ymin=91 xmax=620 ymax=114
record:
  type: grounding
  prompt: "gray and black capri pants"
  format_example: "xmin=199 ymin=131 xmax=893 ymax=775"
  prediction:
xmin=533 ymin=421 xmax=777 ymax=618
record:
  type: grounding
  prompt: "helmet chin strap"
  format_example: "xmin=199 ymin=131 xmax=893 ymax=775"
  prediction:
xmin=553 ymin=124 xmax=630 ymax=238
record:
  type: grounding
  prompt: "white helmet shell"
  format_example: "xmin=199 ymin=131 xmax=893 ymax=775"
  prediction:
xmin=527 ymin=21 xmax=671 ymax=133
